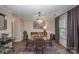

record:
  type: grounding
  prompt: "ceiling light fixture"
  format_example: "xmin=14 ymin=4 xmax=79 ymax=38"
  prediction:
xmin=36 ymin=12 xmax=44 ymax=23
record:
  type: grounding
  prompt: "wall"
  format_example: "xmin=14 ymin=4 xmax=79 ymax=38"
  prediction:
xmin=24 ymin=19 xmax=55 ymax=39
xmin=0 ymin=7 xmax=12 ymax=38
xmin=59 ymin=13 xmax=67 ymax=48
xmin=11 ymin=16 xmax=24 ymax=42
xmin=0 ymin=7 xmax=24 ymax=42
xmin=0 ymin=6 xmax=55 ymax=41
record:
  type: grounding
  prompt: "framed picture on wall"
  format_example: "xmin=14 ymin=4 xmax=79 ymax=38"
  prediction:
xmin=33 ymin=20 xmax=45 ymax=29
xmin=0 ymin=13 xmax=7 ymax=30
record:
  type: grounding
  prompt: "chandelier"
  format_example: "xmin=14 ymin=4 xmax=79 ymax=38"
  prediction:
xmin=36 ymin=12 xmax=44 ymax=24
xmin=34 ymin=12 xmax=46 ymax=29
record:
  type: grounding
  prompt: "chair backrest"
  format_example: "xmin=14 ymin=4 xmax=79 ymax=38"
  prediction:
xmin=23 ymin=31 xmax=28 ymax=40
xmin=35 ymin=38 xmax=44 ymax=48
xmin=50 ymin=33 xmax=53 ymax=40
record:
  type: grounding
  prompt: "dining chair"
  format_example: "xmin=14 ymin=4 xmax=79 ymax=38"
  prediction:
xmin=49 ymin=33 xmax=54 ymax=47
xmin=23 ymin=31 xmax=28 ymax=48
xmin=35 ymin=38 xmax=45 ymax=54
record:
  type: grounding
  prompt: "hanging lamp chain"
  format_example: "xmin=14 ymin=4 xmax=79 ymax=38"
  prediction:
xmin=39 ymin=12 xmax=41 ymax=16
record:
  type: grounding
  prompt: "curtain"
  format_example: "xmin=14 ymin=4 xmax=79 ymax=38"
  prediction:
xmin=67 ymin=8 xmax=75 ymax=51
xmin=55 ymin=17 xmax=60 ymax=43
xmin=67 ymin=6 xmax=79 ymax=53
xmin=75 ymin=6 xmax=79 ymax=53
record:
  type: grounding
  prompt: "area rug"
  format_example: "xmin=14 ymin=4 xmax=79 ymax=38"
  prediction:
xmin=18 ymin=43 xmax=60 ymax=54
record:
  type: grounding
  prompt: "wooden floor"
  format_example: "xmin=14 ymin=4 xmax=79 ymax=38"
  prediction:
xmin=13 ymin=40 xmax=26 ymax=53
xmin=13 ymin=40 xmax=69 ymax=54
xmin=52 ymin=40 xmax=69 ymax=54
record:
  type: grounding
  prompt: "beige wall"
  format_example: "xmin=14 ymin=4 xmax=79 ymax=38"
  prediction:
xmin=0 ymin=8 xmax=12 ymax=38
xmin=24 ymin=20 xmax=55 ymax=39
xmin=0 ymin=7 xmax=24 ymax=42
xmin=11 ymin=16 xmax=24 ymax=42
xmin=0 ymin=7 xmax=55 ymax=41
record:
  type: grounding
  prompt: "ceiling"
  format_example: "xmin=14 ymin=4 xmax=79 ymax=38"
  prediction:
xmin=1 ymin=5 xmax=76 ymax=20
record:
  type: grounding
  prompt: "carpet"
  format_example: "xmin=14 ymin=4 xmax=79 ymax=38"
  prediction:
xmin=18 ymin=43 xmax=60 ymax=54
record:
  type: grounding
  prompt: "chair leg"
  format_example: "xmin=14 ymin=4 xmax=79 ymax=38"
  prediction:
xmin=42 ymin=49 xmax=43 ymax=54
xmin=26 ymin=41 xmax=28 ymax=48
xmin=50 ymin=40 xmax=52 ymax=48
xmin=36 ymin=49 xmax=37 ymax=54
xmin=50 ymin=43 xmax=52 ymax=47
